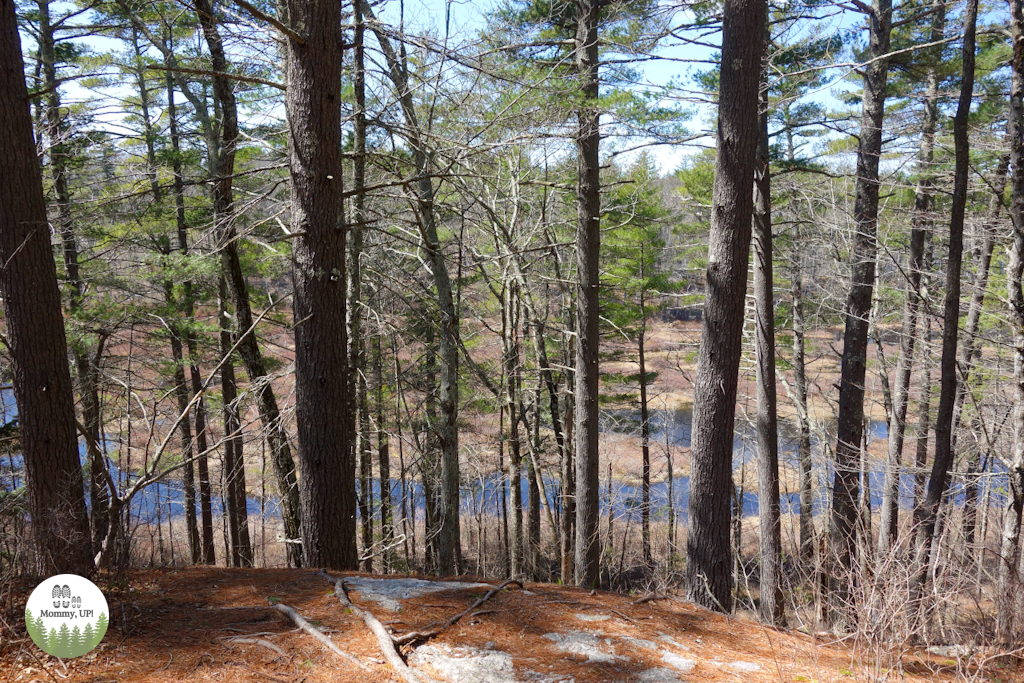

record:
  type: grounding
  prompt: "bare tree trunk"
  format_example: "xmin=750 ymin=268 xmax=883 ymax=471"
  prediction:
xmin=754 ymin=75 xmax=783 ymax=626
xmin=573 ymin=0 xmax=603 ymax=589
xmin=913 ymin=259 xmax=934 ymax=511
xmin=171 ymin=296 xmax=201 ymax=564
xmin=639 ymin=299 xmax=652 ymax=567
xmin=957 ymin=157 xmax=1008 ymax=570
xmin=790 ymin=231 xmax=814 ymax=564
xmin=999 ymin=0 xmax=1024 ymax=642
xmin=36 ymin=0 xmax=108 ymax=557
xmin=0 ymin=0 xmax=93 ymax=575
xmin=528 ymin=384 xmax=542 ymax=579
xmin=352 ymin=0 xmax=374 ymax=576
xmin=360 ymin=1 xmax=461 ymax=573
xmin=684 ymin=0 xmax=766 ymax=613
xmin=285 ymin=0 xmax=355 ymax=570
xmin=422 ymin=327 xmax=440 ymax=572
xmin=829 ymin=0 xmax=892 ymax=629
xmin=912 ymin=0 xmax=976 ymax=604
xmin=195 ymin=0 xmax=302 ymax=567
xmin=374 ymin=335 xmax=393 ymax=573
xmin=504 ymin=281 xmax=524 ymax=578
xmin=878 ymin=0 xmax=945 ymax=558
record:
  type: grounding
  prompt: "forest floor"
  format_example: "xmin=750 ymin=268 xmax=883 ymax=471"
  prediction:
xmin=2 ymin=567 xmax=1018 ymax=683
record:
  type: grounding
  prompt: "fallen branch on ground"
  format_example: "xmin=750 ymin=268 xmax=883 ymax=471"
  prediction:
xmin=272 ymin=602 xmax=367 ymax=670
xmin=316 ymin=570 xmax=426 ymax=683
xmin=221 ymin=637 xmax=288 ymax=657
xmin=632 ymin=594 xmax=670 ymax=605
xmin=391 ymin=579 xmax=523 ymax=646
xmin=611 ymin=609 xmax=636 ymax=623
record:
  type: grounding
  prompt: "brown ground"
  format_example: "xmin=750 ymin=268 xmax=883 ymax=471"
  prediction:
xmin=2 ymin=568 xmax=1013 ymax=683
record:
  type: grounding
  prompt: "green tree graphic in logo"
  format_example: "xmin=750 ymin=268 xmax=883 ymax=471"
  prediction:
xmin=25 ymin=575 xmax=108 ymax=658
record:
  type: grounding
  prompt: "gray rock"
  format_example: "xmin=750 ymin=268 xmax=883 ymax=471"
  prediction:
xmin=621 ymin=637 xmax=660 ymax=650
xmin=541 ymin=631 xmax=619 ymax=663
xmin=342 ymin=577 xmax=491 ymax=612
xmin=409 ymin=644 xmax=517 ymax=683
xmin=661 ymin=652 xmax=696 ymax=673
xmin=574 ymin=613 xmax=611 ymax=622
xmin=636 ymin=668 xmax=684 ymax=683
xmin=410 ymin=644 xmax=574 ymax=683
xmin=725 ymin=660 xmax=761 ymax=673
xmin=657 ymin=634 xmax=689 ymax=651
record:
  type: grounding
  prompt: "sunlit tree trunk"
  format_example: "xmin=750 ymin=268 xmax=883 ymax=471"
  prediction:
xmin=0 ymin=0 xmax=93 ymax=575
xmin=685 ymin=0 xmax=766 ymax=613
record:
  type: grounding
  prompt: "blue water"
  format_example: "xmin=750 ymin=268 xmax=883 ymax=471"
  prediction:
xmin=0 ymin=385 xmax=279 ymax=526
xmin=0 ymin=387 xmax=1009 ymax=528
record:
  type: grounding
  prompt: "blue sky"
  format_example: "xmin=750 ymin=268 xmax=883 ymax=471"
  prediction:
xmin=36 ymin=0 xmax=874 ymax=175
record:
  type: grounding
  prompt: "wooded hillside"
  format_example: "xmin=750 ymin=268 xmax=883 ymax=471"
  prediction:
xmin=1 ymin=0 xmax=1023 ymax=661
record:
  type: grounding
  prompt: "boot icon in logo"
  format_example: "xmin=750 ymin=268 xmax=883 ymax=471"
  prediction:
xmin=61 ymin=585 xmax=70 ymax=608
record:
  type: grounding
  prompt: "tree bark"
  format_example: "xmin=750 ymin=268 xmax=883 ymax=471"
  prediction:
xmin=878 ymin=0 xmax=945 ymax=558
xmin=754 ymin=72 xmax=783 ymax=626
xmin=684 ymin=0 xmax=766 ymax=613
xmin=911 ymin=0 xmax=976 ymax=606
xmin=285 ymin=0 xmax=355 ymax=570
xmin=374 ymin=335 xmax=393 ymax=572
xmin=573 ymin=0 xmax=602 ymax=589
xmin=639 ymin=294 xmax=652 ymax=567
xmin=999 ymin=0 xmax=1024 ymax=643
xmin=0 ymin=0 xmax=93 ymax=575
xmin=504 ymin=281 xmax=525 ymax=578
xmin=352 ymin=0 xmax=373 ymax=575
xmin=36 ymin=0 xmax=109 ymax=557
xmin=790 ymin=236 xmax=814 ymax=564
xmin=829 ymin=0 xmax=892 ymax=628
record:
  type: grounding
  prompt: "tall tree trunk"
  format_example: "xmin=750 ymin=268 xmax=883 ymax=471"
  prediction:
xmin=170 ymin=289 xmax=201 ymax=564
xmin=684 ymin=0 xmax=766 ymax=613
xmin=953 ymin=156 xmax=1008 ymax=439
xmin=913 ymin=257 xmax=934 ymax=510
xmin=504 ymin=281 xmax=524 ymax=578
xmin=528 ymin=384 xmax=543 ymax=579
xmin=219 ymin=276 xmax=246 ymax=568
xmin=878 ymin=0 xmax=945 ymax=557
xmin=422 ymin=326 xmax=440 ymax=573
xmin=573 ymin=0 xmax=602 ymax=589
xmin=790 ymin=237 xmax=814 ymax=564
xmin=639 ymin=296 xmax=652 ymax=567
xmin=829 ymin=0 xmax=892 ymax=628
xmin=36 ymin=0 xmax=108 ymax=557
xmin=360 ymin=0 xmax=461 ymax=573
xmin=352 ymin=0 xmax=373 ymax=575
xmin=754 ymin=73 xmax=784 ymax=626
xmin=998 ymin=0 xmax=1024 ymax=642
xmin=374 ymin=335 xmax=393 ymax=573
xmin=195 ymin=0 xmax=302 ymax=566
xmin=285 ymin=0 xmax=355 ymax=570
xmin=956 ymin=156 xmax=1008 ymax=569
xmin=0 ymin=0 xmax=94 ymax=575
xmin=912 ymin=0 xmax=976 ymax=606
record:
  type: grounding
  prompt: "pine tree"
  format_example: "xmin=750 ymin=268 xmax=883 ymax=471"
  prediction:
xmin=93 ymin=612 xmax=108 ymax=647
xmin=24 ymin=609 xmax=40 ymax=644
xmin=47 ymin=627 xmax=58 ymax=655
xmin=57 ymin=623 xmax=71 ymax=658
xmin=70 ymin=625 xmax=83 ymax=657
xmin=82 ymin=623 xmax=94 ymax=651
